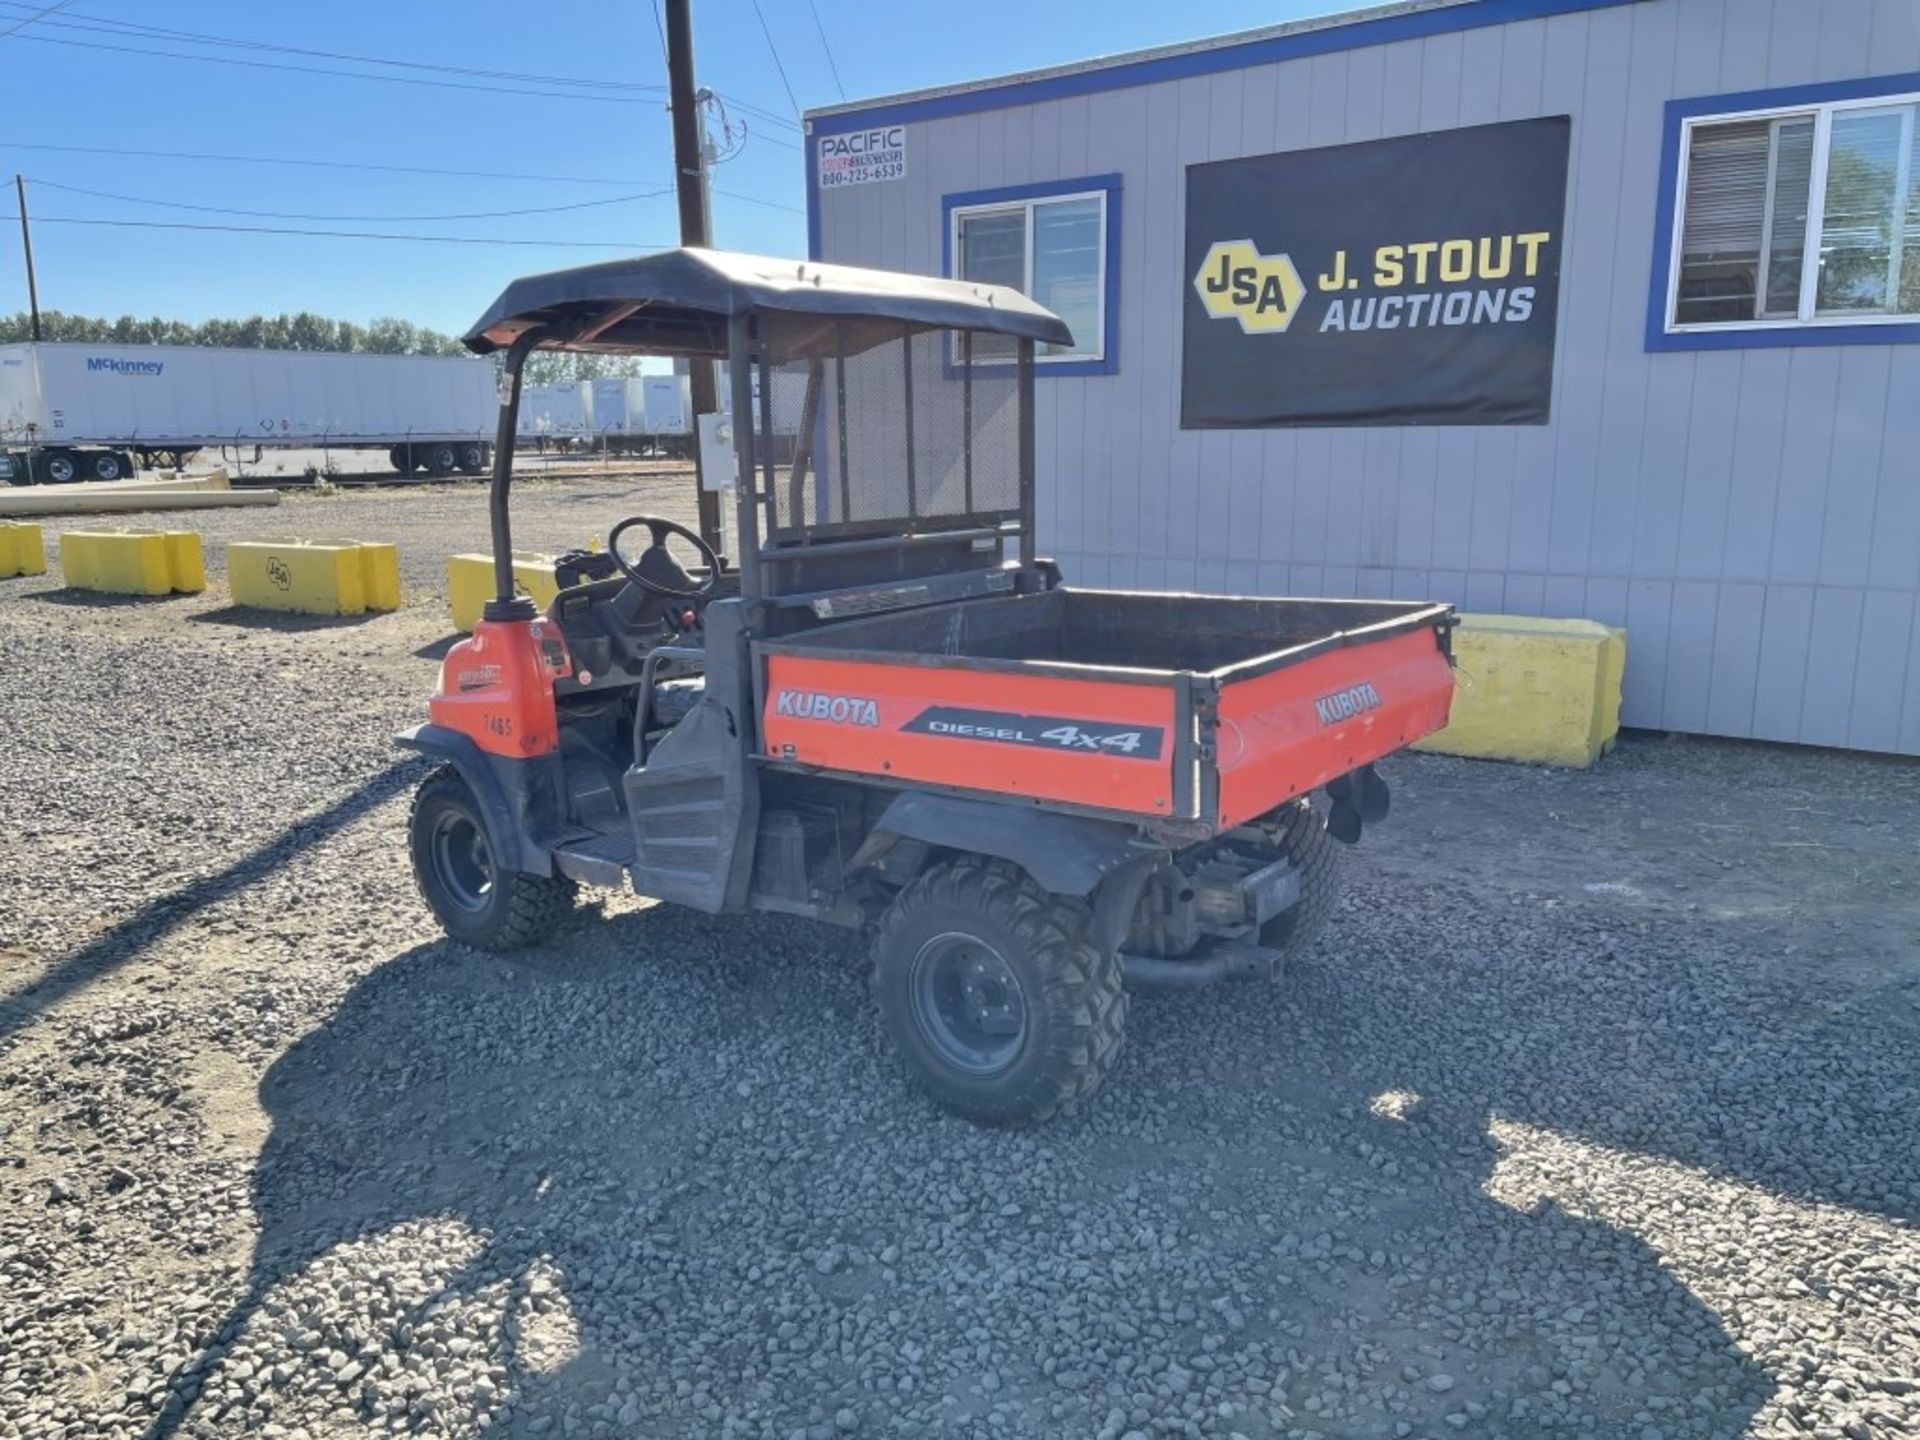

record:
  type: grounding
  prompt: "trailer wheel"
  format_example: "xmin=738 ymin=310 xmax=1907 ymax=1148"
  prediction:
xmin=87 ymin=451 xmax=125 ymax=482
xmin=34 ymin=449 xmax=77 ymax=485
xmin=388 ymin=444 xmax=412 ymax=474
xmin=456 ymin=442 xmax=487 ymax=475
xmin=409 ymin=767 xmax=575 ymax=952
xmin=1257 ymin=799 xmax=1343 ymax=959
xmin=874 ymin=858 xmax=1126 ymax=1126
xmin=423 ymin=442 xmax=459 ymax=478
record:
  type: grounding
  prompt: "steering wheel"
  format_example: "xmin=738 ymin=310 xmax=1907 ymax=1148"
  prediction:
xmin=607 ymin=514 xmax=720 ymax=599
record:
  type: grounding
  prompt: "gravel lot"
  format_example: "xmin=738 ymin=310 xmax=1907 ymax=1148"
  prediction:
xmin=2 ymin=476 xmax=1916 ymax=1440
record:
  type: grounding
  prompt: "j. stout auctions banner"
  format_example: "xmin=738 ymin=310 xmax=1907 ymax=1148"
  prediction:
xmin=1182 ymin=116 xmax=1570 ymax=428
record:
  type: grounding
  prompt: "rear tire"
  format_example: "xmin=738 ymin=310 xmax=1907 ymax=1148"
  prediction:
xmin=409 ymin=766 xmax=574 ymax=951
xmin=388 ymin=444 xmax=412 ymax=474
xmin=424 ymin=442 xmax=458 ymax=478
xmin=1257 ymin=798 xmax=1343 ymax=959
xmin=456 ymin=442 xmax=487 ymax=475
xmin=873 ymin=858 xmax=1126 ymax=1126
xmin=87 ymin=451 xmax=125 ymax=481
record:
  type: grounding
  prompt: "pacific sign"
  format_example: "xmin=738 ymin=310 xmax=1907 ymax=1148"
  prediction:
xmin=817 ymin=126 xmax=907 ymax=189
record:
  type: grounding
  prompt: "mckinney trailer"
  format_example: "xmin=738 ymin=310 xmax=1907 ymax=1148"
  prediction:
xmin=0 ymin=343 xmax=497 ymax=483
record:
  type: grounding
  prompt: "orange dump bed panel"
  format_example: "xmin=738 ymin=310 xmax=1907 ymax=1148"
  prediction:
xmin=761 ymin=654 xmax=1180 ymax=816
xmin=1214 ymin=626 xmax=1454 ymax=829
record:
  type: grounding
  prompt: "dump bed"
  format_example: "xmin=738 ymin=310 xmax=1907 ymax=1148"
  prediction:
xmin=757 ymin=588 xmax=1455 ymax=833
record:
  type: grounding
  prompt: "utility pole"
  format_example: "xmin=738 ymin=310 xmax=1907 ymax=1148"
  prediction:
xmin=664 ymin=0 xmax=726 ymax=558
xmin=15 ymin=174 xmax=41 ymax=342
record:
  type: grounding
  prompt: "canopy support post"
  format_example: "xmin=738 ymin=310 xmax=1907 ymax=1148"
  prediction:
xmin=729 ymin=314 xmax=763 ymax=608
xmin=485 ymin=328 xmax=545 ymax=623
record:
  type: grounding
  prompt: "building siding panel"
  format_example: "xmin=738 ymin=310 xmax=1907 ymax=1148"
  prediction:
xmin=1849 ymin=590 xmax=1914 ymax=752
xmin=1749 ymin=585 xmax=1816 ymax=743
xmin=811 ymin=0 xmax=1920 ymax=753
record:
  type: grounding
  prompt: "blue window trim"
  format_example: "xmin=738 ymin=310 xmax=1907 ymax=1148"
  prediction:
xmin=1646 ymin=71 xmax=1920 ymax=353
xmin=805 ymin=0 xmax=1637 ymax=263
xmin=939 ymin=175 xmax=1122 ymax=378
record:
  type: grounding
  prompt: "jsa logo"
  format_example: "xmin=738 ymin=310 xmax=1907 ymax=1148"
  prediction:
xmin=1194 ymin=240 xmax=1307 ymax=335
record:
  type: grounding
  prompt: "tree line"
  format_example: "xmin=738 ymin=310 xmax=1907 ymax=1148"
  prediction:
xmin=0 ymin=310 xmax=648 ymax=383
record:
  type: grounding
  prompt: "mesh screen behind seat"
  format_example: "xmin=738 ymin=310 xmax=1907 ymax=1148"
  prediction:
xmin=760 ymin=324 xmax=1021 ymax=541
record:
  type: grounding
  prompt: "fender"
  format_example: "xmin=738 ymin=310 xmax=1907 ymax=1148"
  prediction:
xmin=860 ymin=791 xmax=1158 ymax=897
xmin=394 ymin=723 xmax=549 ymax=875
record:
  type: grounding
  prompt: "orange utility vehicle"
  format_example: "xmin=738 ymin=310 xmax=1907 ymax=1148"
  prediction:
xmin=402 ymin=249 xmax=1457 ymax=1124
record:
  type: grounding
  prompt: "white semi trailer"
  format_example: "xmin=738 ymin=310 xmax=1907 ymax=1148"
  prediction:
xmin=517 ymin=380 xmax=595 ymax=445
xmin=0 ymin=342 xmax=497 ymax=483
xmin=582 ymin=373 xmax=694 ymax=456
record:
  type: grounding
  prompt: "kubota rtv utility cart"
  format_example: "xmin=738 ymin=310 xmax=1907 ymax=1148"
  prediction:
xmin=401 ymin=249 xmax=1456 ymax=1124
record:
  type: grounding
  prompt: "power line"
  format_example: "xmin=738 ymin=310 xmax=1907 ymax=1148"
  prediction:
xmin=0 ymin=0 xmax=803 ymax=133
xmin=0 ymin=0 xmax=78 ymax=40
xmin=1 ymin=212 xmax=665 ymax=249
xmin=0 ymin=1 xmax=663 ymax=93
xmin=0 ymin=140 xmax=805 ymax=212
xmin=30 ymin=177 xmax=674 ymax=223
xmin=8 ymin=30 xmax=662 ymax=103
xmin=806 ymin=0 xmax=846 ymax=102
xmin=747 ymin=0 xmax=802 ymax=121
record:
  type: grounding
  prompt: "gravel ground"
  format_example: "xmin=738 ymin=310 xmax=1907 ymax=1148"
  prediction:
xmin=1 ymin=481 xmax=1916 ymax=1440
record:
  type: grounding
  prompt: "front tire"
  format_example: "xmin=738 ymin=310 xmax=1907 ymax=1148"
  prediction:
xmin=409 ymin=767 xmax=574 ymax=951
xmin=874 ymin=858 xmax=1126 ymax=1126
xmin=1257 ymin=798 xmax=1343 ymax=958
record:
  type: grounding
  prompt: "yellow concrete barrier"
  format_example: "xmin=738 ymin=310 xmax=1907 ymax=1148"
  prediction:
xmin=228 ymin=539 xmax=401 ymax=616
xmin=448 ymin=551 xmax=559 ymax=632
xmin=0 ymin=520 xmax=45 ymax=577
xmin=59 ymin=529 xmax=205 ymax=596
xmin=1415 ymin=613 xmax=1626 ymax=768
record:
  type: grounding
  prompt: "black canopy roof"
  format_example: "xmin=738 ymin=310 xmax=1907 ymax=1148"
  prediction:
xmin=462 ymin=247 xmax=1074 ymax=360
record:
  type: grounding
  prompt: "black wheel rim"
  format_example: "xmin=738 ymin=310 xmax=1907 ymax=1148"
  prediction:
xmin=429 ymin=809 xmax=494 ymax=913
xmin=908 ymin=932 xmax=1027 ymax=1077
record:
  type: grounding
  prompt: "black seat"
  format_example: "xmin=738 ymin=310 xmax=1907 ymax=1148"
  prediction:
xmin=650 ymin=677 xmax=705 ymax=727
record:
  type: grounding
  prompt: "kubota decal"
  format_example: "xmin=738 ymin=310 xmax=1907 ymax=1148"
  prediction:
xmin=456 ymin=664 xmax=503 ymax=693
xmin=902 ymin=706 xmax=1164 ymax=759
xmin=1313 ymin=682 xmax=1382 ymax=726
xmin=775 ymin=689 xmax=880 ymax=727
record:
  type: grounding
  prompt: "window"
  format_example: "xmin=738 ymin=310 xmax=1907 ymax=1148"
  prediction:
xmin=946 ymin=179 xmax=1117 ymax=369
xmin=1667 ymin=91 xmax=1920 ymax=332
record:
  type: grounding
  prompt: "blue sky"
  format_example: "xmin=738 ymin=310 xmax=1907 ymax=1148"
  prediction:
xmin=0 ymin=0 xmax=1362 ymax=337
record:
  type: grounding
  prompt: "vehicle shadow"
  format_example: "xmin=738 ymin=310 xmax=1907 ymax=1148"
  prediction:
xmin=23 ymin=586 xmax=201 ymax=609
xmin=0 ymin=761 xmax=419 ymax=1048
xmin=141 ymin=884 xmax=1795 ymax=1438
xmin=185 ymin=604 xmax=387 ymax=631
